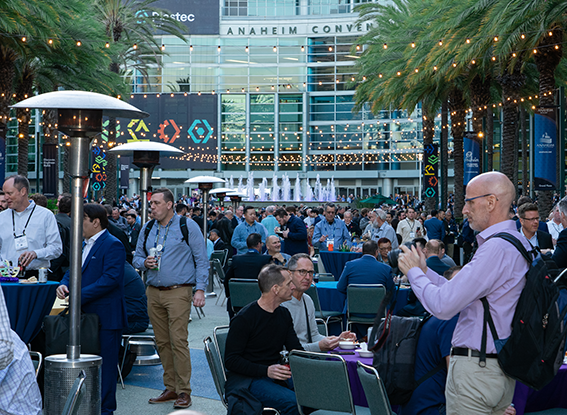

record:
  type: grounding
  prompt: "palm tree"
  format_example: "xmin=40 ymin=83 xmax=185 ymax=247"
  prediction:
xmin=94 ymin=0 xmax=186 ymax=203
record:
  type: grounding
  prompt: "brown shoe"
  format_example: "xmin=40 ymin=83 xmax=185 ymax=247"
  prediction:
xmin=149 ymin=389 xmax=178 ymax=404
xmin=173 ymin=393 xmax=192 ymax=409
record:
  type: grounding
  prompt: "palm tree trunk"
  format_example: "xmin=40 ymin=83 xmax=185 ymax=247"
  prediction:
xmin=486 ymin=109 xmax=493 ymax=171
xmin=422 ymin=108 xmax=436 ymax=213
xmin=521 ymin=107 xmax=528 ymax=195
xmin=0 ymin=46 xmax=17 ymax=147
xmin=497 ymin=64 xmax=525 ymax=185
xmin=104 ymin=117 xmax=118 ymax=205
xmin=16 ymin=108 xmax=29 ymax=176
xmin=448 ymin=87 xmax=467 ymax=219
xmin=470 ymin=75 xmax=491 ymax=173
xmin=441 ymin=101 xmax=448 ymax=210
xmin=534 ymin=29 xmax=562 ymax=219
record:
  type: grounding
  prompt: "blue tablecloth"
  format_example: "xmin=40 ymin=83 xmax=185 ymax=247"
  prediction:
xmin=1 ymin=281 xmax=59 ymax=343
xmin=316 ymin=281 xmax=410 ymax=316
xmin=319 ymin=251 xmax=363 ymax=281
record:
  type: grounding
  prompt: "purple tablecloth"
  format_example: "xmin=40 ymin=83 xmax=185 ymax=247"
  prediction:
xmin=319 ymin=251 xmax=363 ymax=281
xmin=512 ymin=364 xmax=567 ymax=415
xmin=333 ymin=347 xmax=373 ymax=407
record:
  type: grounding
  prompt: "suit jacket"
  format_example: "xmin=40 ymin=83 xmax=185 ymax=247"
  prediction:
xmin=536 ymin=230 xmax=553 ymax=250
xmin=107 ymin=221 xmax=133 ymax=264
xmin=282 ymin=215 xmax=309 ymax=256
xmin=553 ymin=228 xmax=567 ymax=268
xmin=426 ymin=256 xmax=451 ymax=276
xmin=224 ymin=250 xmax=272 ymax=297
xmin=337 ymin=255 xmax=394 ymax=294
xmin=213 ymin=238 xmax=227 ymax=251
xmin=61 ymin=230 xmax=128 ymax=331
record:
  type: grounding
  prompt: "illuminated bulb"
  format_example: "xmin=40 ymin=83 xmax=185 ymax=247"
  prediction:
xmin=494 ymin=36 xmax=499 ymax=42
xmin=549 ymin=31 xmax=553 ymax=36
xmin=273 ymin=46 xmax=277 ymax=52
xmin=438 ymin=40 xmax=443 ymax=46
xmin=48 ymin=39 xmax=53 ymax=45
xmin=21 ymin=36 xmax=26 ymax=42
xmin=414 ymin=68 xmax=419 ymax=73
xmin=466 ymin=38 xmax=470 ymax=44
xmin=383 ymin=43 xmax=388 ymax=49
xmin=411 ymin=42 xmax=415 ymax=48
xmin=512 ymin=53 xmax=517 ymax=57
xmin=133 ymin=43 xmax=137 ymax=49
xmin=76 ymin=41 xmax=81 ymax=46
xmin=397 ymin=71 xmax=401 ymax=76
xmin=218 ymin=46 xmax=221 ymax=52
xmin=555 ymin=45 xmax=560 ymax=49
xmin=452 ymin=62 xmax=457 ymax=67
xmin=356 ymin=44 xmax=361 ymax=51
xmin=533 ymin=49 xmax=537 ymax=54
xmin=521 ymin=34 xmax=525 ymax=39
xmin=161 ymin=44 xmax=165 ymax=51
xmin=471 ymin=59 xmax=476 ymax=64
xmin=492 ymin=56 xmax=496 ymax=61
xmin=190 ymin=45 xmax=193 ymax=51
xmin=433 ymin=66 xmax=437 ymax=71
xmin=301 ymin=46 xmax=305 ymax=52
xmin=328 ymin=46 xmax=333 ymax=51
xmin=105 ymin=42 xmax=110 ymax=48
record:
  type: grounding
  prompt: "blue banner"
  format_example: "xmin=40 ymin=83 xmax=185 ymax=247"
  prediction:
xmin=464 ymin=133 xmax=480 ymax=185
xmin=534 ymin=106 xmax=557 ymax=190
xmin=0 ymin=135 xmax=5 ymax=185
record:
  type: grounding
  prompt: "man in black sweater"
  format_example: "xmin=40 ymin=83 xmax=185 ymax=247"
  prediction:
xmin=224 ymin=264 xmax=303 ymax=415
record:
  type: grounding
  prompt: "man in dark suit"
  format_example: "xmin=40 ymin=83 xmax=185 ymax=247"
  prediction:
xmin=224 ymin=232 xmax=271 ymax=318
xmin=274 ymin=207 xmax=309 ymax=256
xmin=50 ymin=193 xmax=72 ymax=281
xmin=57 ymin=204 xmax=127 ymax=415
xmin=424 ymin=239 xmax=451 ymax=276
xmin=337 ymin=240 xmax=394 ymax=294
xmin=518 ymin=202 xmax=553 ymax=250
xmin=209 ymin=228 xmax=227 ymax=251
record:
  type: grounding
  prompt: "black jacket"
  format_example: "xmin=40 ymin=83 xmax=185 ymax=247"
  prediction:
xmin=552 ymin=228 xmax=567 ymax=268
xmin=536 ymin=230 xmax=554 ymax=250
xmin=224 ymin=251 xmax=271 ymax=297
xmin=213 ymin=238 xmax=227 ymax=251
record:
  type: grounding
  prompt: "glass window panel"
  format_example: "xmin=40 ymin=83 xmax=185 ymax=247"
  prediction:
xmin=222 ymin=152 xmax=246 ymax=170
xmin=279 ymin=113 xmax=302 ymax=123
xmin=249 ymin=154 xmax=276 ymax=171
xmin=221 ymin=133 xmax=246 ymax=150
xmin=250 ymin=113 xmax=274 ymax=123
xmin=221 ymin=95 xmax=246 ymax=112
xmin=250 ymin=133 xmax=275 ymax=152
xmin=279 ymin=153 xmax=302 ymax=170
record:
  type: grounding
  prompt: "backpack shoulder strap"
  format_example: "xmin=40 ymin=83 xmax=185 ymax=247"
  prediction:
xmin=143 ymin=219 xmax=156 ymax=256
xmin=491 ymin=232 xmax=534 ymax=263
xmin=179 ymin=216 xmax=189 ymax=246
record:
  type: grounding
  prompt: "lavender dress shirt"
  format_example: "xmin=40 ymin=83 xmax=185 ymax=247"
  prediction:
xmin=407 ymin=220 xmax=530 ymax=353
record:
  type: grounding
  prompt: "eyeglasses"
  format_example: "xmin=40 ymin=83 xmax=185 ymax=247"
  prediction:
xmin=521 ymin=217 xmax=539 ymax=222
xmin=464 ymin=193 xmax=498 ymax=203
xmin=290 ymin=269 xmax=314 ymax=277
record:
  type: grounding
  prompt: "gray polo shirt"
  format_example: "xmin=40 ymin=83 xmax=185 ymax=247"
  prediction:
xmin=133 ymin=214 xmax=209 ymax=291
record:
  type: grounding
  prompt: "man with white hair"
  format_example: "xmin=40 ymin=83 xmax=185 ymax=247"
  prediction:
xmin=363 ymin=209 xmax=398 ymax=248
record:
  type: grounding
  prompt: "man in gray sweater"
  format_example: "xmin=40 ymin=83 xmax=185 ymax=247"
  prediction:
xmin=282 ymin=254 xmax=356 ymax=351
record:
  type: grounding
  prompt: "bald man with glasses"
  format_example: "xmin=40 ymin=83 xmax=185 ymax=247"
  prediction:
xmin=399 ymin=172 xmax=531 ymax=415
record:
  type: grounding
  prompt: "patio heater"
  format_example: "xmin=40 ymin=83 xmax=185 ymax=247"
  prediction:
xmin=12 ymin=90 xmax=148 ymax=415
xmin=185 ymin=176 xmax=225 ymax=298
xmin=110 ymin=141 xmax=183 ymax=225
xmin=209 ymin=187 xmax=232 ymax=210
xmin=226 ymin=190 xmax=247 ymax=210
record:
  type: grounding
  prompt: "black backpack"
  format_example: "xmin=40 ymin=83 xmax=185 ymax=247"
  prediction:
xmin=481 ymin=232 xmax=567 ymax=390
xmin=368 ymin=287 xmax=444 ymax=405
xmin=142 ymin=216 xmax=190 ymax=256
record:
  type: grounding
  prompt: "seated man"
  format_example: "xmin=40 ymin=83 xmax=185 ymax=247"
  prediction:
xmin=264 ymin=235 xmax=291 ymax=266
xmin=123 ymin=262 xmax=149 ymax=335
xmin=337 ymin=240 xmax=394 ymax=294
xmin=224 ymin=265 xmax=303 ymax=415
xmin=424 ymin=240 xmax=451 ymax=276
xmin=282 ymin=254 xmax=355 ymax=350
xmin=224 ymin=233 xmax=272 ymax=318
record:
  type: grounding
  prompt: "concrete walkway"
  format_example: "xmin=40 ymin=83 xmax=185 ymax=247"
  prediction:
xmin=115 ymin=286 xmax=230 ymax=415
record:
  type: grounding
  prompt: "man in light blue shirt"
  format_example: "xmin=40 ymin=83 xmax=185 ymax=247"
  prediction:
xmin=313 ymin=203 xmax=351 ymax=251
xmin=261 ymin=205 xmax=279 ymax=236
xmin=363 ymin=209 xmax=399 ymax=249
xmin=231 ymin=206 xmax=268 ymax=255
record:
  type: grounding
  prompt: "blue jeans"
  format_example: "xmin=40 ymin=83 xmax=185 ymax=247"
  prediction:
xmin=249 ymin=377 xmax=299 ymax=415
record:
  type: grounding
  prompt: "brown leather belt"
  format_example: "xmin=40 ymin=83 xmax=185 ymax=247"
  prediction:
xmin=451 ymin=347 xmax=498 ymax=359
xmin=151 ymin=283 xmax=195 ymax=291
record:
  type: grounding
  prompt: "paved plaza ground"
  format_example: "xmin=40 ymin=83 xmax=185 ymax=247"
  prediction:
xmin=115 ymin=285 xmax=229 ymax=415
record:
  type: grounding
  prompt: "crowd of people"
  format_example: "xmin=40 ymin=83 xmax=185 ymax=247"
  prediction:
xmin=2 ymin=170 xmax=567 ymax=414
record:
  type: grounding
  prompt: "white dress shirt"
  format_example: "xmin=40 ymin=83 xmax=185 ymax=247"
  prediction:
xmin=82 ymin=229 xmax=105 ymax=266
xmin=0 ymin=201 xmax=62 ymax=270
xmin=547 ymin=220 xmax=564 ymax=242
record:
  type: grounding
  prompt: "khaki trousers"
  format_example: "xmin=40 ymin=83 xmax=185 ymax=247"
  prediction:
xmin=445 ymin=355 xmax=515 ymax=415
xmin=147 ymin=285 xmax=193 ymax=395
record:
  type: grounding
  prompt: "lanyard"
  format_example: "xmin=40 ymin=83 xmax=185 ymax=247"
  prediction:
xmin=154 ymin=217 xmax=174 ymax=251
xmin=325 ymin=221 xmax=336 ymax=240
xmin=12 ymin=204 xmax=36 ymax=237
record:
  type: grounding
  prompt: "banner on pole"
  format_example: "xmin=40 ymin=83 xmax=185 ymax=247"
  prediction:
xmin=464 ymin=133 xmax=481 ymax=186
xmin=42 ymin=144 xmax=58 ymax=197
xmin=534 ymin=106 xmax=558 ymax=191
xmin=423 ymin=143 xmax=439 ymax=199
xmin=91 ymin=146 xmax=107 ymax=192
xmin=119 ymin=156 xmax=130 ymax=190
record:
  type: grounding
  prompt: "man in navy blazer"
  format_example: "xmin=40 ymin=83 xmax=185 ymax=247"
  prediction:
xmin=275 ymin=207 xmax=309 ymax=256
xmin=337 ymin=240 xmax=394 ymax=294
xmin=57 ymin=204 xmax=127 ymax=415
xmin=424 ymin=239 xmax=451 ymax=276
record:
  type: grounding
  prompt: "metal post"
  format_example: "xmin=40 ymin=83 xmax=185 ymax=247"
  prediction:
xmin=67 ymin=135 xmax=90 ymax=360
xmin=139 ymin=166 xmax=155 ymax=226
xmin=559 ymin=86 xmax=565 ymax=198
xmin=530 ymin=113 xmax=535 ymax=200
